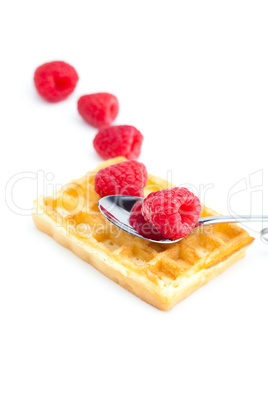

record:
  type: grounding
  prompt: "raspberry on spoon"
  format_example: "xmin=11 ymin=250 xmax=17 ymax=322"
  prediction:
xmin=141 ymin=188 xmax=201 ymax=240
xmin=129 ymin=200 xmax=165 ymax=241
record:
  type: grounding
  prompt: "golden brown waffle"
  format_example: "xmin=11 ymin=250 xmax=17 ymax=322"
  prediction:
xmin=33 ymin=157 xmax=254 ymax=310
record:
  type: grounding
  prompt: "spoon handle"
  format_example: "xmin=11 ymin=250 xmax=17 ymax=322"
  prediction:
xmin=198 ymin=215 xmax=268 ymax=243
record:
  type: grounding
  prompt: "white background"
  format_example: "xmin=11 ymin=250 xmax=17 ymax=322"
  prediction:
xmin=1 ymin=1 xmax=268 ymax=401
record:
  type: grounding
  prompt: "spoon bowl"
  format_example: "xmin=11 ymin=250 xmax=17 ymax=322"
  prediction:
xmin=98 ymin=195 xmax=179 ymax=243
xmin=98 ymin=195 xmax=268 ymax=244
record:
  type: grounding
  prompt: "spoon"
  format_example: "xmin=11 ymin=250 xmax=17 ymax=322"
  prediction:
xmin=98 ymin=195 xmax=268 ymax=244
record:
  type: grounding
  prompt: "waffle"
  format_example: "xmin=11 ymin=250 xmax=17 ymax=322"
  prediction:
xmin=33 ymin=157 xmax=254 ymax=310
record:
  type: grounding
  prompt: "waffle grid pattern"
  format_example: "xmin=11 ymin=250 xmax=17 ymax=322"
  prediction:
xmin=38 ymin=157 xmax=253 ymax=289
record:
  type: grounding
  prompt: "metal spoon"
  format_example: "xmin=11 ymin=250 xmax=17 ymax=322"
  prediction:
xmin=98 ymin=195 xmax=268 ymax=244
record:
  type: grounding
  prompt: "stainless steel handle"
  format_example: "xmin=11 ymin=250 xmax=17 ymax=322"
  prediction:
xmin=197 ymin=215 xmax=268 ymax=244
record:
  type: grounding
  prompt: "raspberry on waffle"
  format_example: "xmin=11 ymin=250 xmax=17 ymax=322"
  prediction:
xmin=94 ymin=160 xmax=147 ymax=198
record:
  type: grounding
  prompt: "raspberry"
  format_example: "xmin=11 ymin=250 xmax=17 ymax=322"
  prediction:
xmin=93 ymin=125 xmax=143 ymax=160
xmin=141 ymin=188 xmax=201 ymax=240
xmin=77 ymin=93 xmax=119 ymax=128
xmin=34 ymin=61 xmax=79 ymax=102
xmin=94 ymin=160 xmax=147 ymax=198
xmin=129 ymin=200 xmax=165 ymax=241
